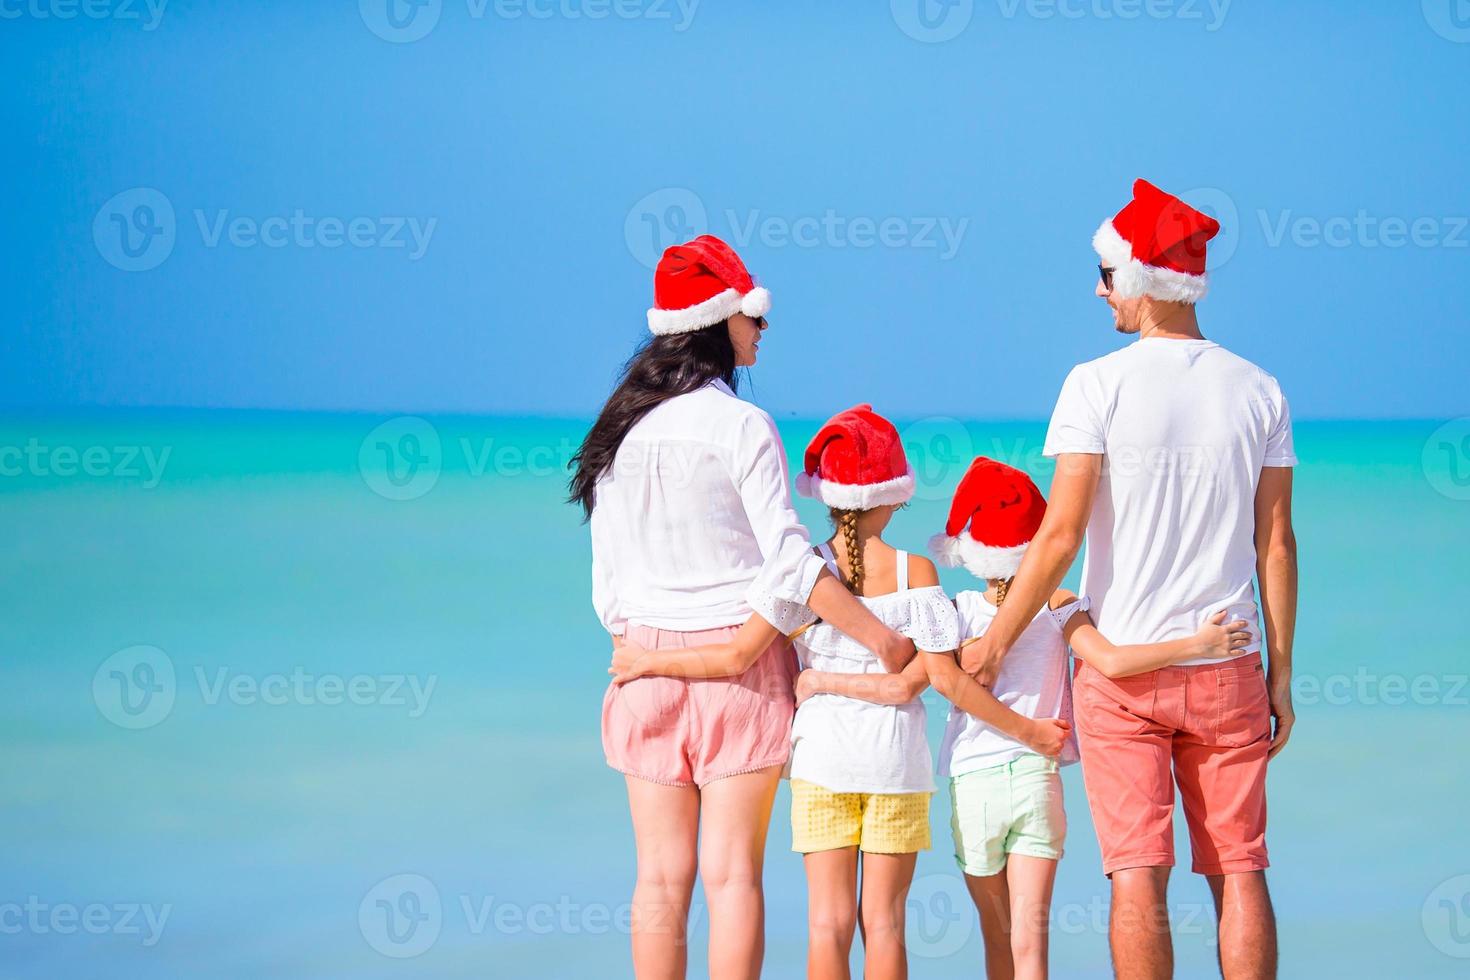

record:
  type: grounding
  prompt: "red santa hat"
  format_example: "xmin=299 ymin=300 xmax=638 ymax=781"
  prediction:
xmin=928 ymin=457 xmax=1047 ymax=580
xmin=1093 ymin=179 xmax=1221 ymax=304
xmin=796 ymin=404 xmax=915 ymax=511
xmin=646 ymin=234 xmax=772 ymax=336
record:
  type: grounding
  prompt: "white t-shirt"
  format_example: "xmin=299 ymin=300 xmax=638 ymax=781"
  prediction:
xmin=787 ymin=549 xmax=960 ymax=794
xmin=937 ymin=591 xmax=1082 ymax=778
xmin=1042 ymin=338 xmax=1297 ymax=665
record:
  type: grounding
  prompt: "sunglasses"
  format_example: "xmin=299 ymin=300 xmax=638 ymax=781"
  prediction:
xmin=1098 ymin=264 xmax=1115 ymax=293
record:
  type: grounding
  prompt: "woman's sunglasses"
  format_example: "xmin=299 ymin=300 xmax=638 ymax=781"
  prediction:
xmin=1098 ymin=264 xmax=1115 ymax=293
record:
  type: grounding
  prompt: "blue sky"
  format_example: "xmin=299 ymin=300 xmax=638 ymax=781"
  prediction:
xmin=2 ymin=0 xmax=1467 ymax=419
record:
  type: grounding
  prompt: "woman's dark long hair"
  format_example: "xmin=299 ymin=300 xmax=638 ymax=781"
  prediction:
xmin=567 ymin=322 xmax=737 ymax=519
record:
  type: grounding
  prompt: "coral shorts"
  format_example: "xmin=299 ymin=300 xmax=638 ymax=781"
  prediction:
xmin=1073 ymin=653 xmax=1272 ymax=877
xmin=602 ymin=622 xmax=796 ymax=788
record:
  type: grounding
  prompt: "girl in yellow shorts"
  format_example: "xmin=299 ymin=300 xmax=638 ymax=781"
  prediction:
xmin=613 ymin=404 xmax=958 ymax=979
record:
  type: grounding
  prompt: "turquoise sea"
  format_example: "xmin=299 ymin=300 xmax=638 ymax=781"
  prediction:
xmin=3 ymin=412 xmax=1468 ymax=978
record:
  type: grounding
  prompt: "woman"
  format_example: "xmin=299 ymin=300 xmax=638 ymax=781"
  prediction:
xmin=568 ymin=235 xmax=914 ymax=980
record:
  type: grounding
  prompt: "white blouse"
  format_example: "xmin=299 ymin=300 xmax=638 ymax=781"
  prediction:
xmin=788 ymin=548 xmax=961 ymax=794
xmin=590 ymin=378 xmax=829 ymax=635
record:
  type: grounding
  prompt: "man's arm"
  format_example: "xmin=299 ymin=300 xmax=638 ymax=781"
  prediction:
xmin=1255 ymin=467 xmax=1298 ymax=760
xmin=961 ymin=454 xmax=1101 ymax=683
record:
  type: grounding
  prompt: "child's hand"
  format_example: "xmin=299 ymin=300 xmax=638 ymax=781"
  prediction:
xmin=608 ymin=642 xmax=651 ymax=684
xmin=1021 ymin=717 xmax=1072 ymax=759
xmin=795 ymin=669 xmax=820 ymax=706
xmin=1192 ymin=611 xmax=1253 ymax=662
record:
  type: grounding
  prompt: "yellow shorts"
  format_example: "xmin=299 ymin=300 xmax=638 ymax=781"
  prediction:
xmin=789 ymin=779 xmax=931 ymax=854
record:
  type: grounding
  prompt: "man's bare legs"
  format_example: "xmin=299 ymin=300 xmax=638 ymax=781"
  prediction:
xmin=1110 ymin=866 xmax=1173 ymax=980
xmin=1207 ymin=871 xmax=1277 ymax=980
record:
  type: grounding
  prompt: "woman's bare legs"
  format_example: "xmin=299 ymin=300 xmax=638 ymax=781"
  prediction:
xmin=804 ymin=847 xmax=859 ymax=980
xmin=698 ymin=766 xmax=782 ymax=980
xmin=626 ymin=776 xmax=701 ymax=980
xmin=1005 ymin=855 xmax=1058 ymax=980
xmin=966 ymin=870 xmax=1015 ymax=980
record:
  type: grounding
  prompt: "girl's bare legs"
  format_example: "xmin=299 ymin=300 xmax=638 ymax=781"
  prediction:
xmin=626 ymin=776 xmax=701 ymax=980
xmin=698 ymin=766 xmax=782 ymax=980
xmin=858 ymin=852 xmax=918 ymax=980
xmin=1005 ymin=855 xmax=1058 ymax=980
xmin=804 ymin=847 xmax=860 ymax=980
xmin=965 ymin=870 xmax=1015 ymax=980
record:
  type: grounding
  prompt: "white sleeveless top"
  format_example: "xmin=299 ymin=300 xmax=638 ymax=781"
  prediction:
xmin=788 ymin=546 xmax=960 ymax=794
xmin=937 ymin=590 xmax=1085 ymax=778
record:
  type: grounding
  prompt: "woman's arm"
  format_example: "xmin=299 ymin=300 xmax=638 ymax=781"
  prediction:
xmin=609 ymin=613 xmax=783 ymax=683
xmin=796 ymin=654 xmax=929 ymax=706
xmin=924 ymin=650 xmax=1072 ymax=759
xmin=1065 ymin=607 xmax=1251 ymax=679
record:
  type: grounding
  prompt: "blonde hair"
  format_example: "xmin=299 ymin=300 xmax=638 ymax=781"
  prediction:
xmin=830 ymin=508 xmax=865 ymax=595
xmin=993 ymin=577 xmax=1014 ymax=607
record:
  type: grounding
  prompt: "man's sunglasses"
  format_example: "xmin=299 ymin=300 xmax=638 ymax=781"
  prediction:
xmin=1098 ymin=264 xmax=1115 ymax=293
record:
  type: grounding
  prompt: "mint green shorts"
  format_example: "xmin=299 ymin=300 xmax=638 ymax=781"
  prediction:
xmin=949 ymin=754 xmax=1066 ymax=877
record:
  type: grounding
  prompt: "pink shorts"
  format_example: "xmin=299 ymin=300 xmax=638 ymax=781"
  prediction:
xmin=1073 ymin=653 xmax=1271 ymax=877
xmin=602 ymin=622 xmax=796 ymax=788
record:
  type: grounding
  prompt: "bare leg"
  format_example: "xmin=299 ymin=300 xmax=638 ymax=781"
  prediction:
xmin=1207 ymin=871 xmax=1277 ymax=980
xmin=858 ymin=851 xmax=918 ymax=980
xmin=1005 ymin=855 xmax=1058 ymax=980
xmin=804 ymin=847 xmax=859 ymax=980
xmin=697 ymin=767 xmax=782 ymax=980
xmin=964 ymin=870 xmax=1014 ymax=980
xmin=625 ymin=775 xmax=701 ymax=980
xmin=1109 ymin=866 xmax=1172 ymax=980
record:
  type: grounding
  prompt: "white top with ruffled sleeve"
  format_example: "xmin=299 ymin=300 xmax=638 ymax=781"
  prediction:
xmin=788 ymin=546 xmax=960 ymax=794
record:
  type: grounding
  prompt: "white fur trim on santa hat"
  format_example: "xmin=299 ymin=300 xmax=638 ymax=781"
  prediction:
xmin=797 ymin=468 xmax=915 ymax=511
xmin=647 ymin=286 xmax=772 ymax=336
xmin=928 ymin=532 xmax=1030 ymax=581
xmin=1093 ymin=220 xmax=1209 ymax=305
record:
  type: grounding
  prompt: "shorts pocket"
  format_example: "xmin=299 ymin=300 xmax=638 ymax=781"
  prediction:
xmin=1212 ymin=662 xmax=1271 ymax=748
xmin=1074 ymin=666 xmax=1156 ymax=738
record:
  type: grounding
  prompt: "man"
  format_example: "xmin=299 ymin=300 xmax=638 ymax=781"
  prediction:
xmin=966 ymin=179 xmax=1299 ymax=979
